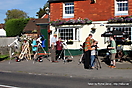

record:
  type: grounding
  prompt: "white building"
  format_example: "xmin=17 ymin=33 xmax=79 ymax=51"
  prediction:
xmin=0 ymin=28 xmax=6 ymax=37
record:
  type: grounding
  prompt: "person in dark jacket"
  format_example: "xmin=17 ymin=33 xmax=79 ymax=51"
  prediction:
xmin=56 ymin=37 xmax=64 ymax=60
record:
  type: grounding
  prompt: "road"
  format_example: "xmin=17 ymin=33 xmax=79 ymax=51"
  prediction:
xmin=0 ymin=71 xmax=131 ymax=88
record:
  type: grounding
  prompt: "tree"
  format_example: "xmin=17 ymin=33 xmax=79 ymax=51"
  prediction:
xmin=4 ymin=9 xmax=28 ymax=22
xmin=36 ymin=8 xmax=46 ymax=18
xmin=5 ymin=18 xmax=30 ymax=37
xmin=36 ymin=2 xmax=49 ymax=18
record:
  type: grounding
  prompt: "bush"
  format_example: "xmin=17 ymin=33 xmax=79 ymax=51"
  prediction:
xmin=5 ymin=18 xmax=30 ymax=37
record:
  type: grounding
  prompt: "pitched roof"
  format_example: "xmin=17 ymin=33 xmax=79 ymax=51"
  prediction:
xmin=0 ymin=24 xmax=4 ymax=29
xmin=23 ymin=18 xmax=48 ymax=33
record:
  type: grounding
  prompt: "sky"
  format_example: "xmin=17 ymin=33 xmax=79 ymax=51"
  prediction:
xmin=0 ymin=0 xmax=48 ymax=23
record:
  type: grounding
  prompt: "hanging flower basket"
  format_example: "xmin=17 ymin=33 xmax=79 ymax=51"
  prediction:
xmin=108 ymin=15 xmax=132 ymax=23
xmin=91 ymin=27 xmax=96 ymax=31
xmin=50 ymin=18 xmax=92 ymax=26
xmin=90 ymin=27 xmax=96 ymax=33
xmin=48 ymin=30 xmax=52 ymax=34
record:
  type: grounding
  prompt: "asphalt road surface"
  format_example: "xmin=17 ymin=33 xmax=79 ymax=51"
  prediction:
xmin=0 ymin=71 xmax=131 ymax=88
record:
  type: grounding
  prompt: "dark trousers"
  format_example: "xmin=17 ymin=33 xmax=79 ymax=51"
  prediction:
xmin=56 ymin=50 xmax=64 ymax=60
xmin=84 ymin=50 xmax=91 ymax=69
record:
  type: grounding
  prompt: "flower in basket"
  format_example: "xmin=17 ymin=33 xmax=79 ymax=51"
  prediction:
xmin=90 ymin=27 xmax=96 ymax=33
xmin=91 ymin=27 xmax=96 ymax=30
xmin=108 ymin=15 xmax=132 ymax=23
xmin=50 ymin=18 xmax=92 ymax=26
xmin=48 ymin=29 xmax=52 ymax=34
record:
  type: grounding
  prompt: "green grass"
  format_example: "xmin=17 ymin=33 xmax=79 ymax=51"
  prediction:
xmin=0 ymin=55 xmax=8 ymax=58
xmin=0 ymin=55 xmax=14 ymax=61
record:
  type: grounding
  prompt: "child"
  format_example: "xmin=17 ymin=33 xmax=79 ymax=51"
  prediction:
xmin=91 ymin=40 xmax=98 ymax=68
xmin=31 ymin=36 xmax=38 ymax=60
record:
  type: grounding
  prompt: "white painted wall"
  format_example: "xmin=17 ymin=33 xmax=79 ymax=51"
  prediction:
xmin=50 ymin=23 xmax=108 ymax=50
xmin=0 ymin=28 xmax=6 ymax=36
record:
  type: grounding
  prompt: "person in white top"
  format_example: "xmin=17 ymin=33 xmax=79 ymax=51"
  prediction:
xmin=50 ymin=34 xmax=58 ymax=62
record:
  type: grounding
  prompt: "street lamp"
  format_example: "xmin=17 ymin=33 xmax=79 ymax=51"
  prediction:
xmin=45 ymin=7 xmax=50 ymax=14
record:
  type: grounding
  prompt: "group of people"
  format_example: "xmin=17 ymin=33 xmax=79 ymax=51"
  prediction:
xmin=50 ymin=34 xmax=64 ymax=63
xmin=31 ymin=34 xmax=64 ymax=62
xmin=83 ymin=34 xmax=98 ymax=69
xmin=83 ymin=34 xmax=117 ymax=69
xmin=31 ymin=33 xmax=117 ymax=68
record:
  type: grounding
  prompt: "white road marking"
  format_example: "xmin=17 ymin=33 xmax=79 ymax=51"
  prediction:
xmin=0 ymin=84 xmax=20 ymax=88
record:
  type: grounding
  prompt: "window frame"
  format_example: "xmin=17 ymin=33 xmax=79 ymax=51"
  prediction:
xmin=63 ymin=2 xmax=74 ymax=18
xmin=110 ymin=27 xmax=131 ymax=40
xmin=105 ymin=26 xmax=131 ymax=40
xmin=115 ymin=0 xmax=128 ymax=16
xmin=57 ymin=27 xmax=80 ymax=41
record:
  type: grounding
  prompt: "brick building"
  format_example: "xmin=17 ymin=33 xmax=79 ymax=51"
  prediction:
xmin=48 ymin=0 xmax=131 ymax=55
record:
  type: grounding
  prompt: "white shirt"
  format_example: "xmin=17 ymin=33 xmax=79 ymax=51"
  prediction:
xmin=91 ymin=45 xmax=96 ymax=55
xmin=51 ymin=36 xmax=57 ymax=46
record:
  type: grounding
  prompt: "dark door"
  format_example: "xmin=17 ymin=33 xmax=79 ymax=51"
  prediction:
xmin=40 ymin=26 xmax=48 ymax=52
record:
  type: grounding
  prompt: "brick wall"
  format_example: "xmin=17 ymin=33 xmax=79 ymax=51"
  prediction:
xmin=49 ymin=0 xmax=131 ymax=21
xmin=129 ymin=0 xmax=132 ymax=15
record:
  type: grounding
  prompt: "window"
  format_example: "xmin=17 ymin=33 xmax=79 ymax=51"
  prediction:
xmin=63 ymin=2 xmax=74 ymax=18
xmin=115 ymin=0 xmax=128 ymax=16
xmin=108 ymin=27 xmax=131 ymax=40
xmin=57 ymin=28 xmax=79 ymax=41
xmin=104 ymin=26 xmax=132 ymax=45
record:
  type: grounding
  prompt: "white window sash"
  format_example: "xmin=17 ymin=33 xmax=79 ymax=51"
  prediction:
xmin=73 ymin=28 xmax=75 ymax=40
xmin=115 ymin=0 xmax=128 ymax=16
xmin=63 ymin=2 xmax=74 ymax=18
xmin=77 ymin=28 xmax=81 ymax=41
xmin=57 ymin=28 xmax=80 ymax=41
xmin=111 ymin=27 xmax=131 ymax=40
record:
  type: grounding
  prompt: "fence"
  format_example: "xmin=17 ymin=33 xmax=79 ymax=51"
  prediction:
xmin=0 ymin=37 xmax=17 ymax=55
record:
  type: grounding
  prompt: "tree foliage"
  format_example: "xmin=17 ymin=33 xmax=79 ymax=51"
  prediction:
xmin=4 ymin=9 xmax=28 ymax=22
xmin=36 ymin=7 xmax=47 ymax=18
xmin=5 ymin=18 xmax=30 ymax=37
xmin=36 ymin=2 xmax=49 ymax=18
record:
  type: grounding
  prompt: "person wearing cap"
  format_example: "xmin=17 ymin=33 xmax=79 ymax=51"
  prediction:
xmin=84 ymin=34 xmax=94 ymax=69
xmin=50 ymin=34 xmax=58 ymax=62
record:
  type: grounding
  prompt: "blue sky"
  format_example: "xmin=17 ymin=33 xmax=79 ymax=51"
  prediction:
xmin=0 ymin=0 xmax=48 ymax=23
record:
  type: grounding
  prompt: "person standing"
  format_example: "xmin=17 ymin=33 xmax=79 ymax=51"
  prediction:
xmin=84 ymin=34 xmax=94 ymax=69
xmin=90 ymin=40 xmax=98 ymax=68
xmin=108 ymin=36 xmax=117 ymax=68
xmin=56 ymin=37 xmax=64 ymax=60
xmin=31 ymin=36 xmax=38 ymax=60
xmin=50 ymin=34 xmax=58 ymax=62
